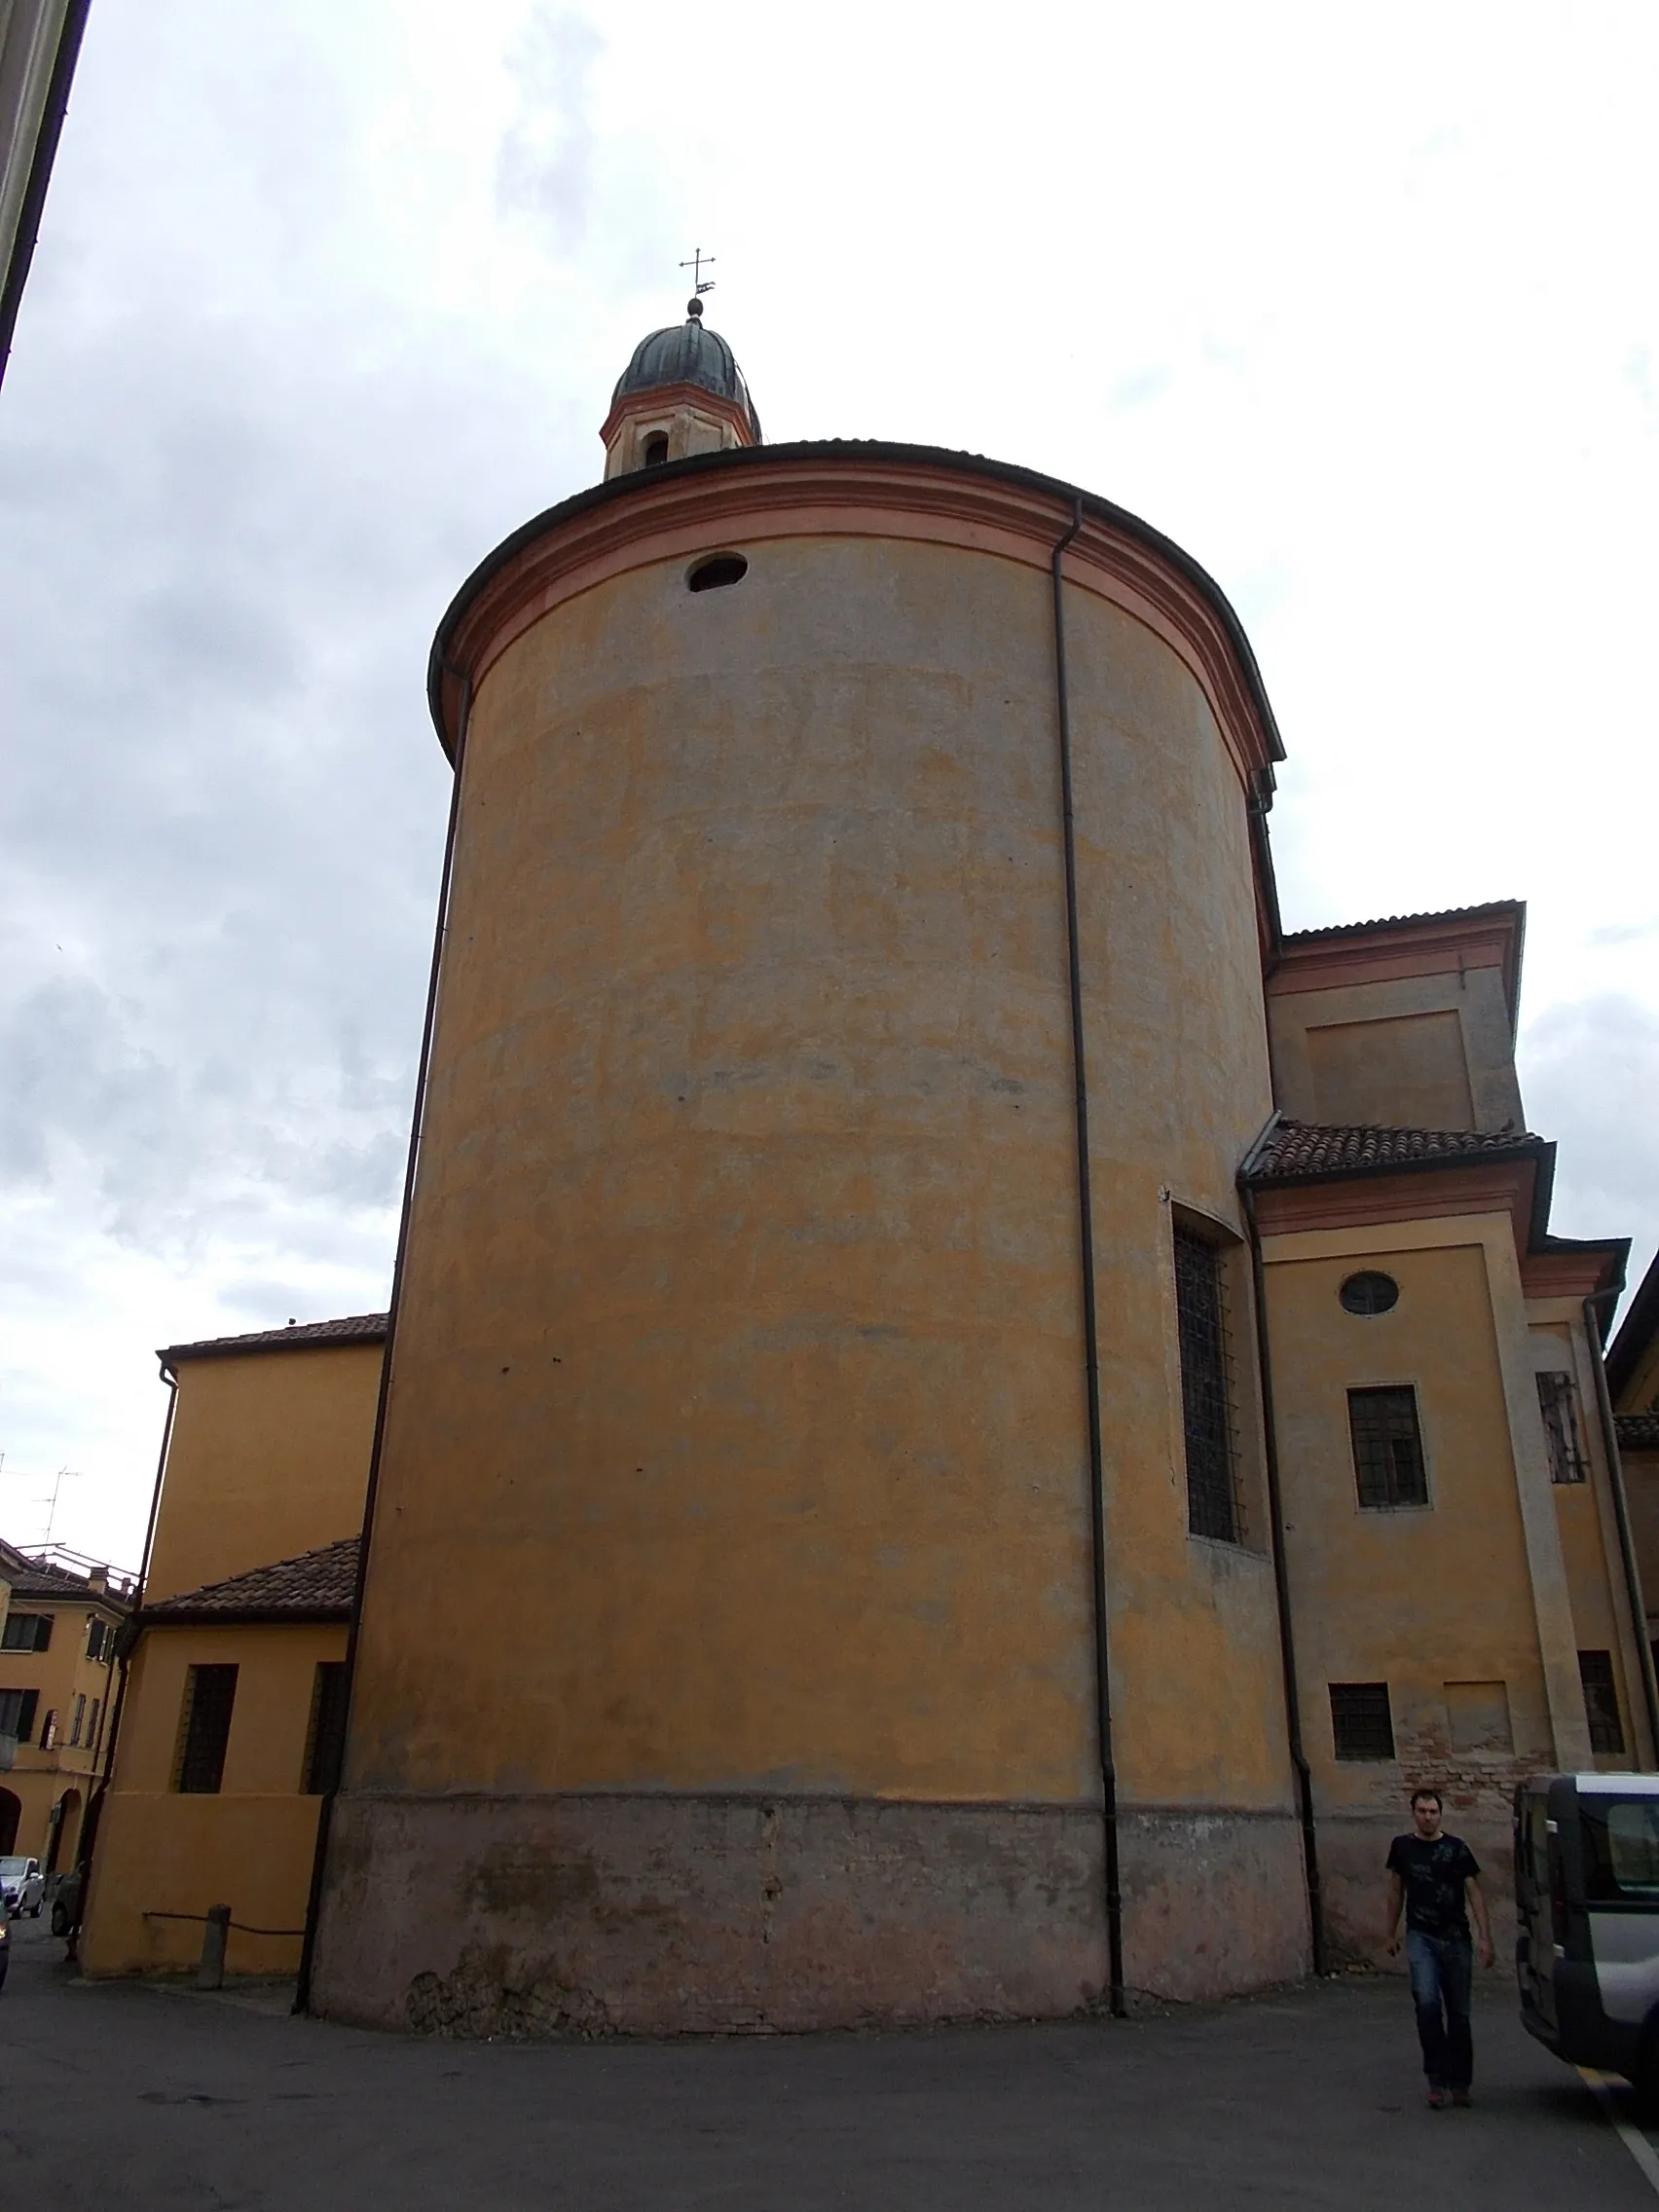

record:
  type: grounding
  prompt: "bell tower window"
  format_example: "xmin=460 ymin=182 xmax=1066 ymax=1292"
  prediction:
xmin=643 ymin=431 xmax=669 ymax=467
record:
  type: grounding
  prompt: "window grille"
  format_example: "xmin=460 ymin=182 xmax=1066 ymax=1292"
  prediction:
xmin=1348 ymin=1386 xmax=1428 ymax=1509
xmin=1174 ymin=1227 xmax=1237 ymax=1542
xmin=1537 ymin=1372 xmax=1589 ymax=1484
xmin=302 ymin=1662 xmax=350 ymax=1796
xmin=1330 ymin=1681 xmax=1396 ymax=1760
xmin=1580 ymin=1650 xmax=1626 ymax=1755
xmin=173 ymin=1664 xmax=239 ymax=1794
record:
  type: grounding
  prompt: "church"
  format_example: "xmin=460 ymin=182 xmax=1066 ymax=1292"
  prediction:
xmin=77 ymin=300 xmax=1653 ymax=2034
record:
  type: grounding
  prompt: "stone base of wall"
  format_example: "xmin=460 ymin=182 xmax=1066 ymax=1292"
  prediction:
xmin=309 ymin=1791 xmax=1310 ymax=2037
xmin=1314 ymin=1810 xmax=1517 ymax=1968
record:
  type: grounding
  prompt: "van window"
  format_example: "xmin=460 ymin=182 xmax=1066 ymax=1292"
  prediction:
xmin=1582 ymin=1796 xmax=1659 ymax=1902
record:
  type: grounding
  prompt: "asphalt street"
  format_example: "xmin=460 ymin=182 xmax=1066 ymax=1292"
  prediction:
xmin=0 ymin=1915 xmax=1651 ymax=2210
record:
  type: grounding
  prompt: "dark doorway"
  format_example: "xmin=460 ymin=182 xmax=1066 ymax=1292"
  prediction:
xmin=0 ymin=1788 xmax=19 ymax=1855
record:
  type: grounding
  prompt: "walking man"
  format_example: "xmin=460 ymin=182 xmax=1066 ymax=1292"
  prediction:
xmin=1384 ymin=1786 xmax=1494 ymax=2108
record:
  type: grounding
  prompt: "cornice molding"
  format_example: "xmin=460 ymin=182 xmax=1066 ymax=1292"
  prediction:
xmin=427 ymin=443 xmax=1285 ymax=809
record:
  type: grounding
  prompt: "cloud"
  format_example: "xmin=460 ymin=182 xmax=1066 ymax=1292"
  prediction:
xmin=497 ymin=7 xmax=603 ymax=245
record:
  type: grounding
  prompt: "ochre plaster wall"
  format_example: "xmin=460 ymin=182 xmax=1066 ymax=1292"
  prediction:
xmin=316 ymin=512 xmax=1300 ymax=2031
xmin=81 ymin=1621 xmax=345 ymax=1976
xmin=145 ymin=1345 xmax=380 ymax=1604
xmin=1266 ymin=1224 xmax=1577 ymax=1958
xmin=1627 ymin=1452 xmax=1659 ymax=1640
xmin=1268 ymin=968 xmax=1521 ymax=1134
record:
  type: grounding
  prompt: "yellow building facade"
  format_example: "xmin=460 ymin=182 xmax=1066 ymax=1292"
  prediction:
xmin=0 ymin=1544 xmax=130 ymax=1871
xmin=82 ymin=309 xmax=1656 ymax=2029
xmin=77 ymin=1315 xmax=379 ymax=1976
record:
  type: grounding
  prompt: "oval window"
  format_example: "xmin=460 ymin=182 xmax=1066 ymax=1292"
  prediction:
xmin=687 ymin=553 xmax=748 ymax=593
xmin=1340 ymin=1271 xmax=1399 ymax=1316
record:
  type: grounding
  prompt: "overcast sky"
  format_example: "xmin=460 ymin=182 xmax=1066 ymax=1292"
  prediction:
xmin=1 ymin=0 xmax=1656 ymax=1566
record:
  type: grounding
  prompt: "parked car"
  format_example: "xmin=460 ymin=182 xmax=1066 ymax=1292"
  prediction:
xmin=0 ymin=1858 xmax=44 ymax=1919
xmin=49 ymin=1864 xmax=82 ymax=1938
xmin=1516 ymin=1774 xmax=1659 ymax=2104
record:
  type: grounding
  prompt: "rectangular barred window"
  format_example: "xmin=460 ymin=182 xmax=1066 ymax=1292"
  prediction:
xmin=1537 ymin=1372 xmax=1589 ymax=1484
xmin=1348 ymin=1386 xmax=1428 ymax=1509
xmin=1580 ymin=1650 xmax=1626 ymax=1756
xmin=173 ymin=1664 xmax=239 ymax=1794
xmin=301 ymin=1662 xmax=350 ymax=1796
xmin=1330 ymin=1681 xmax=1396 ymax=1761
xmin=1174 ymin=1226 xmax=1237 ymax=1542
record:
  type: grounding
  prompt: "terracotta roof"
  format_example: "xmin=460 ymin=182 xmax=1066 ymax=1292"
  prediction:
xmin=1281 ymin=901 xmax=1523 ymax=943
xmin=161 ymin=1312 xmax=387 ymax=1366
xmin=143 ymin=1536 xmax=360 ymax=1623
xmin=1246 ymin=1119 xmax=1544 ymax=1183
xmin=1618 ymin=1413 xmax=1659 ymax=1455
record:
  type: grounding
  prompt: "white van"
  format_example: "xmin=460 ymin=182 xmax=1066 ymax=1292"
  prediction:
xmin=1516 ymin=1774 xmax=1659 ymax=2102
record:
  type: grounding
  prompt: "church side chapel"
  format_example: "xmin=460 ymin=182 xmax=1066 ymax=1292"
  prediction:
xmin=81 ymin=284 xmax=1653 ymax=2031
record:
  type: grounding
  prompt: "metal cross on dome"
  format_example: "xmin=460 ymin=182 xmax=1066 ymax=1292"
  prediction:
xmin=680 ymin=247 xmax=716 ymax=296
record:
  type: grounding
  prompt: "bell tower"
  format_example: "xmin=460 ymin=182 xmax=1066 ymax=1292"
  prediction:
xmin=599 ymin=294 xmax=761 ymax=480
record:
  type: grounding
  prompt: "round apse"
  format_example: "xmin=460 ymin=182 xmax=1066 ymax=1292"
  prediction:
xmin=1340 ymin=1272 xmax=1400 ymax=1316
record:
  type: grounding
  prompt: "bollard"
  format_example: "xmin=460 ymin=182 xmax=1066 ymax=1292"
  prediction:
xmin=197 ymin=1903 xmax=231 ymax=1991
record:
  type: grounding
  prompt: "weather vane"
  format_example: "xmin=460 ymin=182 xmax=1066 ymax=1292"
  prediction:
xmin=681 ymin=246 xmax=716 ymax=317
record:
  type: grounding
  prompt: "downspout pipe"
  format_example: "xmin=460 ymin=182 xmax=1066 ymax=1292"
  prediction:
xmin=0 ymin=0 xmax=92 ymax=390
xmin=294 ymin=660 xmax=475 ymax=2014
xmin=1051 ymin=496 xmax=1126 ymax=2019
xmin=1238 ymin=1148 xmax=1326 ymax=1974
xmin=1583 ymin=1290 xmax=1659 ymax=1769
xmin=71 ymin=1353 xmax=177 ymax=1948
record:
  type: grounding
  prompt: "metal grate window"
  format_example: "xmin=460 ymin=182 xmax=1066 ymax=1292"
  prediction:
xmin=1174 ymin=1227 xmax=1237 ymax=1542
xmin=1330 ymin=1681 xmax=1396 ymax=1761
xmin=1580 ymin=1650 xmax=1626 ymax=1755
xmin=1537 ymin=1372 xmax=1589 ymax=1485
xmin=173 ymin=1664 xmax=239 ymax=1795
xmin=1348 ymin=1386 xmax=1428 ymax=1509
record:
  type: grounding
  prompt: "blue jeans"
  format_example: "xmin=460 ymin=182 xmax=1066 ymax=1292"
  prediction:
xmin=1406 ymin=1930 xmax=1474 ymax=2089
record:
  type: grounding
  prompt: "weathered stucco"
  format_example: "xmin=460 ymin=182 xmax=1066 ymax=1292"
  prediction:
xmin=313 ymin=1791 xmax=1306 ymax=2034
xmin=313 ymin=465 xmax=1301 ymax=2031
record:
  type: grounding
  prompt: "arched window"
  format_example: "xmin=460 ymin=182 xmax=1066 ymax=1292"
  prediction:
xmin=643 ymin=431 xmax=669 ymax=467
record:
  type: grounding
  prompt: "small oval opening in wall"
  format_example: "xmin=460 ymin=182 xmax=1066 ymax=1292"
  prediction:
xmin=1340 ymin=1271 xmax=1400 ymax=1316
xmin=687 ymin=553 xmax=748 ymax=593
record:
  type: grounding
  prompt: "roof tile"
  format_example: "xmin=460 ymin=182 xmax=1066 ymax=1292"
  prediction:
xmin=1281 ymin=902 xmax=1523 ymax=943
xmin=1247 ymin=1119 xmax=1542 ymax=1182
xmin=1618 ymin=1412 xmax=1659 ymax=1455
xmin=161 ymin=1312 xmax=387 ymax=1365
xmin=144 ymin=1536 xmax=360 ymax=1621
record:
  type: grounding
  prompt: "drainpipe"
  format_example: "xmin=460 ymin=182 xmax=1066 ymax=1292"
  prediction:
xmin=294 ymin=659 xmax=475 ymax=2014
xmin=1238 ymin=1154 xmax=1325 ymax=1973
xmin=1583 ymin=1291 xmax=1659 ymax=1769
xmin=71 ymin=1356 xmax=178 ymax=1947
xmin=1051 ymin=496 xmax=1125 ymax=2019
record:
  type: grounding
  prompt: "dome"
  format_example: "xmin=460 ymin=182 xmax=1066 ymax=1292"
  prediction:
xmin=610 ymin=309 xmax=761 ymax=442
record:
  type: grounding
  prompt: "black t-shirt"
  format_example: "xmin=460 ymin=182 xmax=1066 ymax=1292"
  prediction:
xmin=1386 ymin=1831 xmax=1481 ymax=1937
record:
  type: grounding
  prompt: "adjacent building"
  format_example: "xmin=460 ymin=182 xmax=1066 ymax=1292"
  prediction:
xmin=76 ymin=1314 xmax=380 ymax=1977
xmin=0 ymin=1542 xmax=131 ymax=1866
